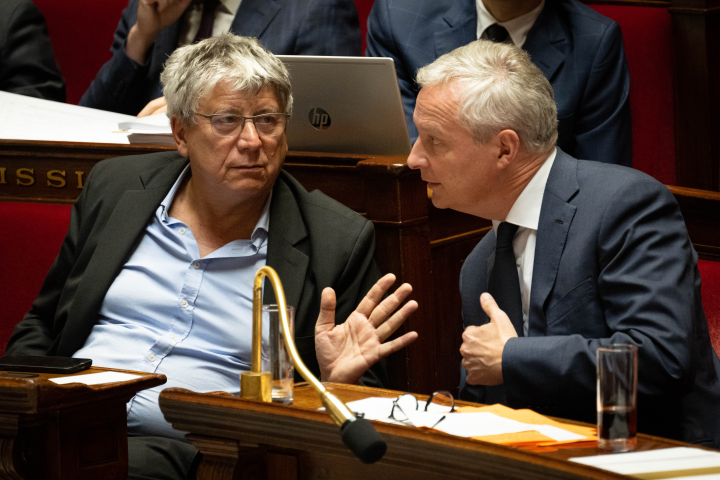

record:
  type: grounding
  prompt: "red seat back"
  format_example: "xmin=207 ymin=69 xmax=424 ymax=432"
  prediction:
xmin=586 ymin=5 xmax=676 ymax=185
xmin=33 ymin=0 xmax=128 ymax=105
xmin=698 ymin=260 xmax=720 ymax=357
xmin=0 ymin=203 xmax=71 ymax=355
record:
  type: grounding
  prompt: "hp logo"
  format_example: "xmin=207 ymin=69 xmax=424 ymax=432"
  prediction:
xmin=308 ymin=108 xmax=331 ymax=130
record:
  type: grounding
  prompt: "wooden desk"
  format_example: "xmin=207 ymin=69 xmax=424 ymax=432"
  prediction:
xmin=0 ymin=366 xmax=165 ymax=480
xmin=159 ymin=383 xmax=693 ymax=480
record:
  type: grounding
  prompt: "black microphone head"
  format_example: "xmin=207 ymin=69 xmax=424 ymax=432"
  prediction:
xmin=340 ymin=418 xmax=387 ymax=464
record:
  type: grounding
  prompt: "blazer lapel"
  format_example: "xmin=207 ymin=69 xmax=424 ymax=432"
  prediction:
xmin=523 ymin=2 xmax=566 ymax=82
xmin=434 ymin=1 xmax=477 ymax=58
xmin=264 ymin=174 xmax=309 ymax=311
xmin=58 ymin=158 xmax=188 ymax=355
xmin=528 ymin=150 xmax=578 ymax=336
xmin=231 ymin=0 xmax=284 ymax=39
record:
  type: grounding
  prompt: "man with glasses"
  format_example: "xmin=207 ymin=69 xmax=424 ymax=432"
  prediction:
xmin=6 ymin=34 xmax=418 ymax=480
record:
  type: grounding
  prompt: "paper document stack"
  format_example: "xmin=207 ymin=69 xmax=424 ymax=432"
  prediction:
xmin=119 ymin=114 xmax=175 ymax=146
xmin=330 ymin=398 xmax=596 ymax=450
xmin=570 ymin=447 xmax=720 ymax=479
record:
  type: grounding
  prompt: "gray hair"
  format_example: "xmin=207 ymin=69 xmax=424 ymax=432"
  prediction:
xmin=161 ymin=34 xmax=293 ymax=125
xmin=416 ymin=40 xmax=557 ymax=153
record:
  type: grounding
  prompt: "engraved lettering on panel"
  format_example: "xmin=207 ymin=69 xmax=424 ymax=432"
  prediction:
xmin=0 ymin=168 xmax=6 ymax=184
xmin=16 ymin=168 xmax=34 ymax=186
xmin=47 ymin=170 xmax=66 ymax=188
xmin=75 ymin=171 xmax=85 ymax=189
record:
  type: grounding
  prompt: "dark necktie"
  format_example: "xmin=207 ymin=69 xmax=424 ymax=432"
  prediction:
xmin=488 ymin=222 xmax=524 ymax=336
xmin=193 ymin=0 xmax=221 ymax=44
xmin=483 ymin=222 xmax=523 ymax=405
xmin=485 ymin=23 xmax=510 ymax=43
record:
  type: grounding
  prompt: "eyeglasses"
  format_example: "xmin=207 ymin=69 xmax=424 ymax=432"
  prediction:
xmin=389 ymin=391 xmax=456 ymax=427
xmin=194 ymin=112 xmax=290 ymax=138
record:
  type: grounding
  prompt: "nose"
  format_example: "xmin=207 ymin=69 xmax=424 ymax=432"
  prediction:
xmin=407 ymin=138 xmax=425 ymax=170
xmin=236 ymin=119 xmax=262 ymax=150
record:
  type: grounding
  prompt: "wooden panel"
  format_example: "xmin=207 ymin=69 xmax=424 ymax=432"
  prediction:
xmin=670 ymin=0 xmax=720 ymax=190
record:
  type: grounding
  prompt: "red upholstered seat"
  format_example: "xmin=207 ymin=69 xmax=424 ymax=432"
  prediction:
xmin=0 ymin=203 xmax=71 ymax=355
xmin=33 ymin=0 xmax=128 ymax=105
xmin=698 ymin=260 xmax=720 ymax=357
xmin=587 ymin=4 xmax=675 ymax=185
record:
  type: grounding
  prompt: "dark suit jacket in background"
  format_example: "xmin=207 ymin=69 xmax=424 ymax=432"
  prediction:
xmin=0 ymin=0 xmax=65 ymax=102
xmin=459 ymin=149 xmax=720 ymax=447
xmin=366 ymin=0 xmax=632 ymax=166
xmin=79 ymin=0 xmax=362 ymax=115
xmin=6 ymin=151 xmax=386 ymax=388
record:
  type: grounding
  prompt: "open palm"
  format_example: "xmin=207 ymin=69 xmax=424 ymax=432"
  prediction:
xmin=315 ymin=274 xmax=418 ymax=384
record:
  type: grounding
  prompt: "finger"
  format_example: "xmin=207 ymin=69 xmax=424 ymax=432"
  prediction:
xmin=480 ymin=292 xmax=508 ymax=324
xmin=367 ymin=282 xmax=413 ymax=328
xmin=377 ymin=331 xmax=418 ymax=359
xmin=354 ymin=274 xmax=396 ymax=318
xmin=315 ymin=287 xmax=337 ymax=335
xmin=375 ymin=300 xmax=418 ymax=341
xmin=137 ymin=96 xmax=166 ymax=117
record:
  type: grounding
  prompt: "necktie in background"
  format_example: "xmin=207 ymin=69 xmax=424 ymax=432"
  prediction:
xmin=488 ymin=222 xmax=524 ymax=336
xmin=193 ymin=0 xmax=221 ymax=43
xmin=485 ymin=23 xmax=510 ymax=43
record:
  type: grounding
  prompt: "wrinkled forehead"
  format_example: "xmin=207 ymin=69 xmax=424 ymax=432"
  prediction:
xmin=414 ymin=84 xmax=462 ymax=131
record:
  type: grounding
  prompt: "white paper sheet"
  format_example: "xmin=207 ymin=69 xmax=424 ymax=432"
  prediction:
xmin=50 ymin=371 xmax=142 ymax=385
xmin=0 ymin=91 xmax=134 ymax=144
xmin=323 ymin=397 xmax=585 ymax=441
xmin=570 ymin=447 xmax=720 ymax=476
xmin=119 ymin=113 xmax=172 ymax=133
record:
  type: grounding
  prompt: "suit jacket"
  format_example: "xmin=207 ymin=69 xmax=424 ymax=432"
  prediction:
xmin=459 ymin=149 xmax=720 ymax=447
xmin=366 ymin=0 xmax=632 ymax=166
xmin=6 ymin=151 xmax=386 ymax=387
xmin=79 ymin=0 xmax=361 ymax=115
xmin=0 ymin=0 xmax=65 ymax=102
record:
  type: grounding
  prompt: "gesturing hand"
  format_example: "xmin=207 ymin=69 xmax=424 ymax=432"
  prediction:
xmin=128 ymin=0 xmax=193 ymax=63
xmin=315 ymin=274 xmax=418 ymax=385
xmin=460 ymin=293 xmax=518 ymax=386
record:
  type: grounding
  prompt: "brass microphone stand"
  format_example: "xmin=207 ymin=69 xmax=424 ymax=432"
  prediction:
xmin=240 ymin=266 xmax=386 ymax=463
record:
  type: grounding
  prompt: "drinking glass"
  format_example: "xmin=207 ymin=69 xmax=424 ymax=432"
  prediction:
xmin=597 ymin=344 xmax=638 ymax=452
xmin=261 ymin=305 xmax=294 ymax=405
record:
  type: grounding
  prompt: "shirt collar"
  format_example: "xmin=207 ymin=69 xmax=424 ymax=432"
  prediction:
xmin=220 ymin=0 xmax=242 ymax=15
xmin=492 ymin=147 xmax=556 ymax=232
xmin=159 ymin=164 xmax=272 ymax=242
xmin=191 ymin=0 xmax=242 ymax=15
xmin=476 ymin=0 xmax=545 ymax=47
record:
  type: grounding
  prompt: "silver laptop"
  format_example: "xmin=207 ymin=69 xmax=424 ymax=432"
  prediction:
xmin=277 ymin=56 xmax=412 ymax=156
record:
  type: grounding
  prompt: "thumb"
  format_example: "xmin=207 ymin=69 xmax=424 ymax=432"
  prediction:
xmin=480 ymin=293 xmax=510 ymax=324
xmin=316 ymin=287 xmax=337 ymax=334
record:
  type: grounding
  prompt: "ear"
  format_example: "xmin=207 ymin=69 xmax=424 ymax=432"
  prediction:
xmin=495 ymin=130 xmax=520 ymax=170
xmin=171 ymin=117 xmax=190 ymax=157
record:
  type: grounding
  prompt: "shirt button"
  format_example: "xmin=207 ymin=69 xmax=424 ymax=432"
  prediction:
xmin=193 ymin=262 xmax=200 ymax=270
xmin=179 ymin=227 xmax=186 ymax=235
xmin=516 ymin=257 xmax=522 ymax=267
xmin=181 ymin=300 xmax=188 ymax=308
xmin=148 ymin=354 xmax=156 ymax=362
xmin=171 ymin=335 xmax=177 ymax=341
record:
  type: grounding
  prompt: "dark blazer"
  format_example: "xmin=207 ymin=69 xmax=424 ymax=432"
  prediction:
xmin=366 ymin=0 xmax=632 ymax=166
xmin=459 ymin=149 xmax=720 ymax=447
xmin=6 ymin=151 xmax=386 ymax=387
xmin=0 ymin=0 xmax=65 ymax=102
xmin=79 ymin=0 xmax=361 ymax=115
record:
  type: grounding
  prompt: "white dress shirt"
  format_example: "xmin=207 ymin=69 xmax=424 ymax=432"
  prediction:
xmin=491 ymin=148 xmax=556 ymax=336
xmin=178 ymin=0 xmax=243 ymax=47
xmin=475 ymin=0 xmax=545 ymax=47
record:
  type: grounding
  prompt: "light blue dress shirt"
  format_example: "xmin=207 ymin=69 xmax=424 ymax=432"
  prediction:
xmin=73 ymin=166 xmax=271 ymax=441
